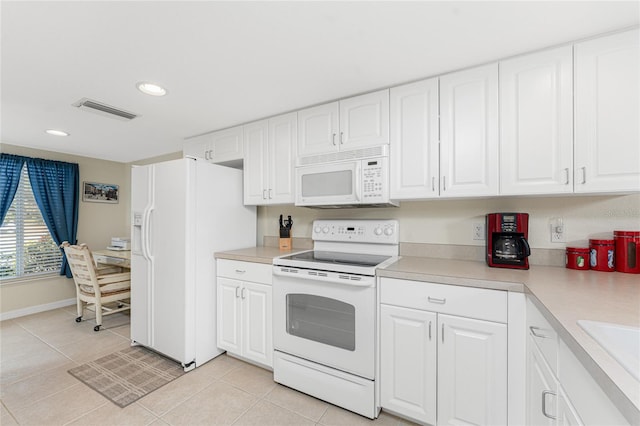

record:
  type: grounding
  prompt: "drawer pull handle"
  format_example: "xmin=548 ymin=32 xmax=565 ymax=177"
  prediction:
xmin=428 ymin=296 xmax=446 ymax=304
xmin=542 ymin=390 xmax=557 ymax=420
xmin=235 ymin=269 xmax=246 ymax=274
xmin=530 ymin=326 xmax=550 ymax=339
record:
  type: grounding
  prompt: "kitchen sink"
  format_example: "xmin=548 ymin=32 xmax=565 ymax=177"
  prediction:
xmin=577 ymin=320 xmax=640 ymax=381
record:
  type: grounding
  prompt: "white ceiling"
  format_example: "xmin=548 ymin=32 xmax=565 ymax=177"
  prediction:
xmin=1 ymin=1 xmax=638 ymax=163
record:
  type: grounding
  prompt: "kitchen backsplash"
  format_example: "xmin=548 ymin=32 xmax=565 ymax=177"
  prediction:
xmin=257 ymin=194 xmax=640 ymax=255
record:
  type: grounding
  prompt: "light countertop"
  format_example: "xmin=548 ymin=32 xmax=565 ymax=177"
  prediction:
xmin=215 ymin=246 xmax=307 ymax=265
xmin=214 ymin=248 xmax=640 ymax=422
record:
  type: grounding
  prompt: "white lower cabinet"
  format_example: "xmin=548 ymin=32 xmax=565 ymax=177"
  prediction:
xmin=379 ymin=278 xmax=508 ymax=425
xmin=527 ymin=336 xmax=560 ymax=426
xmin=380 ymin=305 xmax=437 ymax=425
xmin=437 ymin=314 xmax=508 ymax=426
xmin=217 ymin=260 xmax=272 ymax=368
xmin=526 ymin=298 xmax=629 ymax=426
xmin=558 ymin=387 xmax=584 ymax=426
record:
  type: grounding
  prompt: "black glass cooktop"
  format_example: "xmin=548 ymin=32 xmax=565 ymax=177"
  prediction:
xmin=280 ymin=250 xmax=391 ymax=268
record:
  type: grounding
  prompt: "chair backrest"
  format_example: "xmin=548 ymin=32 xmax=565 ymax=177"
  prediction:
xmin=61 ymin=241 xmax=100 ymax=294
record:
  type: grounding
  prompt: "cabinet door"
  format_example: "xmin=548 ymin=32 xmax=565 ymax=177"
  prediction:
xmin=268 ymin=112 xmax=297 ymax=204
xmin=297 ymin=102 xmax=339 ymax=158
xmin=574 ymin=29 xmax=640 ymax=193
xmin=209 ymin=125 xmax=244 ymax=163
xmin=438 ymin=314 xmax=507 ymax=426
xmin=440 ymin=64 xmax=499 ymax=197
xmin=380 ymin=305 xmax=437 ymax=425
xmin=183 ymin=134 xmax=210 ymax=160
xmin=339 ymin=89 xmax=390 ymax=150
xmin=527 ymin=337 xmax=557 ymax=426
xmin=243 ymin=120 xmax=269 ymax=205
xmin=217 ymin=277 xmax=241 ymax=354
xmin=558 ymin=386 xmax=584 ymax=426
xmin=242 ymin=282 xmax=272 ymax=368
xmin=390 ymin=78 xmax=439 ymax=199
xmin=500 ymin=46 xmax=574 ymax=195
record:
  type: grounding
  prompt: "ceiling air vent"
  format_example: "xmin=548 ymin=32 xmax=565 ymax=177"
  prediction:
xmin=72 ymin=98 xmax=139 ymax=121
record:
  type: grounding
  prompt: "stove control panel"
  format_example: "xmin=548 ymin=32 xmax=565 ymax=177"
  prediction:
xmin=312 ymin=219 xmax=399 ymax=244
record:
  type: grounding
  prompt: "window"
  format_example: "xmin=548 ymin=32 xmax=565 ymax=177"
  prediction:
xmin=0 ymin=165 xmax=62 ymax=279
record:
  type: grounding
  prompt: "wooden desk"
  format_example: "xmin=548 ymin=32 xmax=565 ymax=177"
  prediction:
xmin=93 ymin=249 xmax=131 ymax=269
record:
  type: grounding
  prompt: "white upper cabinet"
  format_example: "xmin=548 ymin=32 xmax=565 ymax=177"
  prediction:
xmin=184 ymin=125 xmax=244 ymax=165
xmin=268 ymin=113 xmax=297 ymax=204
xmin=574 ymin=29 xmax=640 ymax=193
xmin=500 ymin=46 xmax=574 ymax=195
xmin=297 ymin=102 xmax=339 ymax=157
xmin=390 ymin=78 xmax=439 ymax=199
xmin=440 ymin=63 xmax=499 ymax=197
xmin=339 ymin=90 xmax=390 ymax=150
xmin=243 ymin=120 xmax=269 ymax=205
xmin=244 ymin=113 xmax=297 ymax=205
xmin=297 ymin=90 xmax=389 ymax=158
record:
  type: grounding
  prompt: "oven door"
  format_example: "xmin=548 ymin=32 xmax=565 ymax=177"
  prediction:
xmin=295 ymin=160 xmax=361 ymax=206
xmin=273 ymin=267 xmax=375 ymax=379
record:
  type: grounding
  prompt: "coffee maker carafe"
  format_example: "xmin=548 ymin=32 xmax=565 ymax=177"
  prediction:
xmin=486 ymin=213 xmax=531 ymax=269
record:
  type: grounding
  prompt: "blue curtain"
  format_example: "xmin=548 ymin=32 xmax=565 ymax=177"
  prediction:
xmin=0 ymin=154 xmax=27 ymax=224
xmin=26 ymin=157 xmax=79 ymax=277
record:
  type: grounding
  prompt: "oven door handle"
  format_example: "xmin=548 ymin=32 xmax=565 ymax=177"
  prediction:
xmin=273 ymin=266 xmax=376 ymax=287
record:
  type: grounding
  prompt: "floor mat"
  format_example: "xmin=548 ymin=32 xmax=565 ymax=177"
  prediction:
xmin=68 ymin=345 xmax=185 ymax=407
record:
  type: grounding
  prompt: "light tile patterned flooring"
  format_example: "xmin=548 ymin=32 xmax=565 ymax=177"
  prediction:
xmin=1 ymin=306 xmax=416 ymax=426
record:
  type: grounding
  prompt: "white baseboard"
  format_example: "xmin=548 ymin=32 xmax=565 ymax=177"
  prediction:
xmin=0 ymin=298 xmax=76 ymax=321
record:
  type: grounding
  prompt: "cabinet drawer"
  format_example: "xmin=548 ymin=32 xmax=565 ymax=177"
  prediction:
xmin=380 ymin=278 xmax=507 ymax=323
xmin=217 ymin=259 xmax=272 ymax=285
xmin=526 ymin=298 xmax=558 ymax=375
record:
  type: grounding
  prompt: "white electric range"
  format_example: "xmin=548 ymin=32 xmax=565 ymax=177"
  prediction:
xmin=272 ymin=219 xmax=399 ymax=419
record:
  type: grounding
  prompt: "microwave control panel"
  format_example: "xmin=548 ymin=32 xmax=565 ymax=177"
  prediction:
xmin=361 ymin=159 xmax=387 ymax=201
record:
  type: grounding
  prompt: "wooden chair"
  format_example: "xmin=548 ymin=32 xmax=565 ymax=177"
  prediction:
xmin=61 ymin=242 xmax=131 ymax=331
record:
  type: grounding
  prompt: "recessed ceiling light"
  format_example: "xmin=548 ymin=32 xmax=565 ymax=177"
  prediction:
xmin=45 ymin=129 xmax=69 ymax=137
xmin=136 ymin=81 xmax=167 ymax=96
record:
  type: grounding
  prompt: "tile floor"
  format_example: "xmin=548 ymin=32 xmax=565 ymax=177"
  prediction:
xmin=1 ymin=306 xmax=417 ymax=426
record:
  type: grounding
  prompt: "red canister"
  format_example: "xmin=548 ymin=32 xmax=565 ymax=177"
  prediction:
xmin=614 ymin=231 xmax=640 ymax=274
xmin=589 ymin=238 xmax=615 ymax=272
xmin=566 ymin=246 xmax=590 ymax=270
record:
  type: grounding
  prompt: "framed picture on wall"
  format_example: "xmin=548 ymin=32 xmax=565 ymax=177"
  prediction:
xmin=82 ymin=181 xmax=119 ymax=204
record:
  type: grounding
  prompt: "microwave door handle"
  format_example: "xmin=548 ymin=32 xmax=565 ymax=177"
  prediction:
xmin=355 ymin=162 xmax=362 ymax=202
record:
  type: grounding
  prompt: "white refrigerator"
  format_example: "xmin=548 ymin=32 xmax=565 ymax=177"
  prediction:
xmin=130 ymin=157 xmax=256 ymax=370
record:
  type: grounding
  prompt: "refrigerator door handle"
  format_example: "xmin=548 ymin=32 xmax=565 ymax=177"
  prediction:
xmin=141 ymin=207 xmax=149 ymax=260
xmin=146 ymin=208 xmax=154 ymax=260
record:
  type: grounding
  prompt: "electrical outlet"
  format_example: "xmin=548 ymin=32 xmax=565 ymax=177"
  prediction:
xmin=472 ymin=222 xmax=485 ymax=240
xmin=550 ymin=218 xmax=566 ymax=243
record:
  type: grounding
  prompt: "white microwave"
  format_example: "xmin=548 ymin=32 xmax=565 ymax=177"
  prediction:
xmin=295 ymin=153 xmax=398 ymax=208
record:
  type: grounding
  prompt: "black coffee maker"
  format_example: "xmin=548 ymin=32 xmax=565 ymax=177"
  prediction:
xmin=486 ymin=213 xmax=531 ymax=270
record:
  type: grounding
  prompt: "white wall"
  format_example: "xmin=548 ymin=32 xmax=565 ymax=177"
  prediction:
xmin=258 ymin=194 xmax=640 ymax=249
